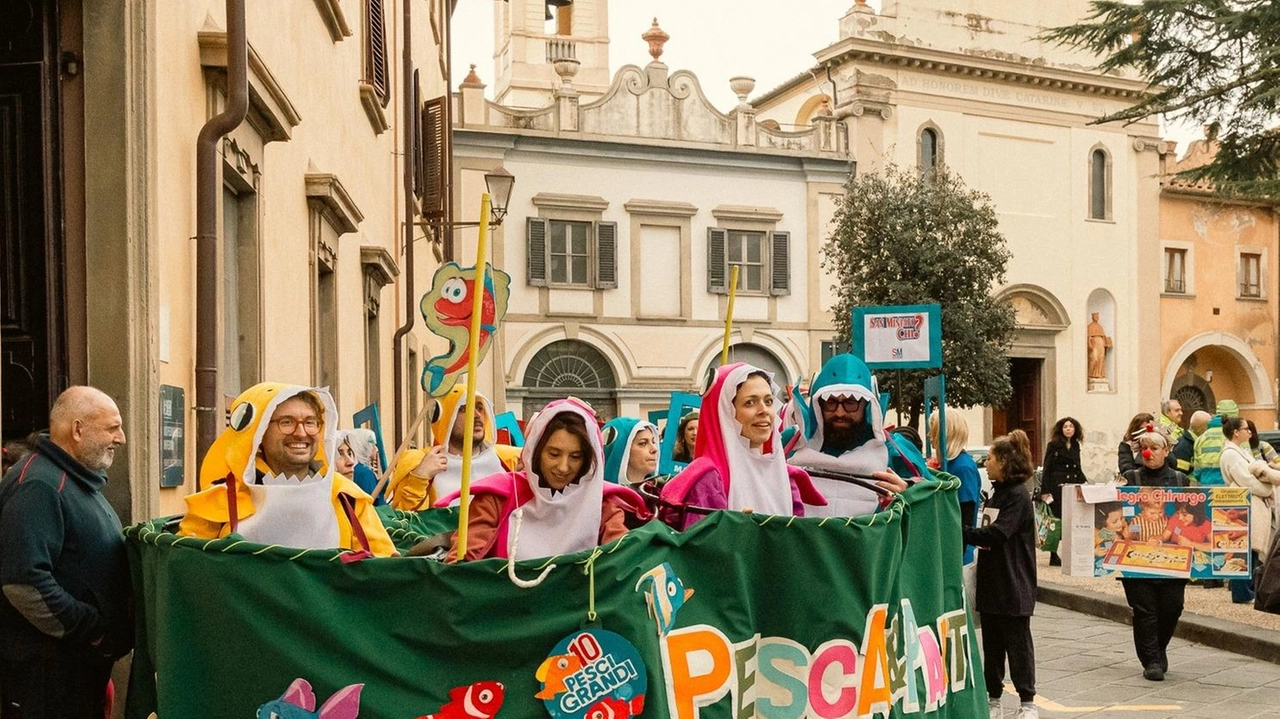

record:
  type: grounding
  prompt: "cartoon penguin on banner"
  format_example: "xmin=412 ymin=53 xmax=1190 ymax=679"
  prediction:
xmin=420 ymin=262 xmax=512 ymax=397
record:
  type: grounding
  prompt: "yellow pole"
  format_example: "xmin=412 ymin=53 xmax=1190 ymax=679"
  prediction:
xmin=455 ymin=193 xmax=492 ymax=560
xmin=720 ymin=264 xmax=740 ymax=365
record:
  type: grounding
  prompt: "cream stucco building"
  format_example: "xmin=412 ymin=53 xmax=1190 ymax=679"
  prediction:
xmin=0 ymin=0 xmax=456 ymax=520
xmin=456 ymin=0 xmax=1175 ymax=481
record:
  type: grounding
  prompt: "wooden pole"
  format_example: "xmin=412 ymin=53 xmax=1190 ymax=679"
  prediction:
xmin=455 ymin=193 xmax=492 ymax=559
xmin=720 ymin=265 xmax=740 ymax=365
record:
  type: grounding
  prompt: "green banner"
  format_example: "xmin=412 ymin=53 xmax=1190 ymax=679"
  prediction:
xmin=125 ymin=480 xmax=983 ymax=719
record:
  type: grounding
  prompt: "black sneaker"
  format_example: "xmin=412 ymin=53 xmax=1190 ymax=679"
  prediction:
xmin=1049 ymin=553 xmax=1062 ymax=567
xmin=1143 ymin=664 xmax=1165 ymax=681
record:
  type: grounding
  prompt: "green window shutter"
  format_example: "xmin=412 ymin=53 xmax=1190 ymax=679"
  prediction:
xmin=707 ymin=227 xmax=728 ymax=294
xmin=595 ymin=221 xmax=618 ymax=289
xmin=770 ymin=230 xmax=791 ymax=296
xmin=527 ymin=218 xmax=548 ymax=286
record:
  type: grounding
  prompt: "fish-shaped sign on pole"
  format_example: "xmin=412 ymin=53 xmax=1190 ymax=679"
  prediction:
xmin=419 ymin=261 xmax=511 ymax=397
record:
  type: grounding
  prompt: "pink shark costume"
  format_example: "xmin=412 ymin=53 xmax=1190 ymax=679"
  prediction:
xmin=438 ymin=398 xmax=649 ymax=561
xmin=659 ymin=363 xmax=825 ymax=530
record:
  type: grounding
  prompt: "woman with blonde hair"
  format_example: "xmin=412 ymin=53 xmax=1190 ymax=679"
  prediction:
xmin=928 ymin=409 xmax=982 ymax=566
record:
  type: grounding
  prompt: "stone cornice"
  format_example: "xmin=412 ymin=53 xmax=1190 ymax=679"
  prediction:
xmin=312 ymin=0 xmax=352 ymax=42
xmin=305 ymin=172 xmax=364 ymax=234
xmin=360 ymin=245 xmax=400 ymax=286
xmin=712 ymin=205 xmax=784 ymax=223
xmin=813 ymin=36 xmax=1152 ymax=101
xmin=531 ymin=193 xmax=610 ymax=212
xmin=623 ymin=199 xmax=698 ymax=217
xmin=198 ymin=29 xmax=302 ymax=142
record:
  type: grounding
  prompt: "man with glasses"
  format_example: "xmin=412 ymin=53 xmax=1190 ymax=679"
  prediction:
xmin=785 ymin=353 xmax=920 ymax=516
xmin=178 ymin=383 xmax=394 ymax=556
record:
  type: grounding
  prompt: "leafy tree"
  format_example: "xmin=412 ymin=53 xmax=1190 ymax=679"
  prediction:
xmin=823 ymin=164 xmax=1015 ymax=425
xmin=1045 ymin=1 xmax=1280 ymax=197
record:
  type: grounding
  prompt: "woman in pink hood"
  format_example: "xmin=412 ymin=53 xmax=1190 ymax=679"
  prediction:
xmin=659 ymin=363 xmax=825 ymax=529
xmin=440 ymin=398 xmax=649 ymax=562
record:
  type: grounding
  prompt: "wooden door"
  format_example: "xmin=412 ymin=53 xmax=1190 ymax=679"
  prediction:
xmin=991 ymin=357 xmax=1044 ymax=464
xmin=1 ymin=1 xmax=67 ymax=440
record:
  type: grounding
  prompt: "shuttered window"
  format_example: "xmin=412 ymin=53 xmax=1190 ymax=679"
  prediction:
xmin=419 ymin=95 xmax=447 ymax=218
xmin=707 ymin=227 xmax=789 ymax=295
xmin=527 ymin=218 xmax=548 ymax=286
xmin=550 ymin=220 xmax=591 ymax=285
xmin=770 ymin=231 xmax=790 ymax=295
xmin=527 ymin=218 xmax=618 ymax=290
xmin=596 ymin=221 xmax=618 ymax=289
xmin=365 ymin=0 xmax=389 ymax=106
xmin=707 ymin=228 xmax=728 ymax=293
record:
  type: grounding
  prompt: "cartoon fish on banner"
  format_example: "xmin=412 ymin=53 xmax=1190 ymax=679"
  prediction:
xmin=416 ymin=681 xmax=506 ymax=719
xmin=535 ymin=653 xmax=583 ymax=700
xmin=634 ymin=561 xmax=694 ymax=637
xmin=256 ymin=678 xmax=363 ymax=719
xmin=584 ymin=695 xmax=645 ymax=719
xmin=420 ymin=262 xmax=512 ymax=397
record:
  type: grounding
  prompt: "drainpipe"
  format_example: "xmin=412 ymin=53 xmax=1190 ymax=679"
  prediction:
xmin=194 ymin=0 xmax=247 ymax=459
xmin=392 ymin=0 xmax=416 ymax=446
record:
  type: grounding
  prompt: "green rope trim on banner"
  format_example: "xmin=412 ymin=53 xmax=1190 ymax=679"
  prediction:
xmin=578 ymin=547 xmax=605 ymax=622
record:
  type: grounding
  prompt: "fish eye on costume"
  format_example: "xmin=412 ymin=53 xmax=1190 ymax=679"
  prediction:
xmin=229 ymin=402 xmax=255 ymax=431
xmin=441 ymin=277 xmax=467 ymax=303
xmin=601 ymin=425 xmax=617 ymax=445
xmin=700 ymin=365 xmax=717 ymax=396
xmin=428 ymin=400 xmax=442 ymax=423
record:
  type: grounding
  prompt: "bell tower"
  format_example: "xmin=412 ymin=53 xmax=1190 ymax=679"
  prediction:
xmin=492 ymin=0 xmax=611 ymax=107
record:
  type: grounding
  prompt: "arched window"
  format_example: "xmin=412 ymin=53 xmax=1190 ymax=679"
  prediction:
xmin=704 ymin=342 xmax=792 ymax=389
xmin=1089 ymin=147 xmax=1111 ymax=220
xmin=917 ymin=123 xmax=943 ymax=175
xmin=521 ymin=339 xmax=617 ymax=419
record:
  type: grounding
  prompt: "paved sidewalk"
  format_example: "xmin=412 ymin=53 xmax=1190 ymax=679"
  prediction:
xmin=1033 ymin=553 xmax=1280 ymax=665
xmin=1021 ymin=604 xmax=1280 ymax=718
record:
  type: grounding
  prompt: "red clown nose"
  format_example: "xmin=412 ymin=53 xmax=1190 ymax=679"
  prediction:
xmin=1141 ymin=448 xmax=1153 ymax=460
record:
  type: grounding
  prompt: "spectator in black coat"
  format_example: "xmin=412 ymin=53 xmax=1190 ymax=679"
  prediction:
xmin=965 ymin=430 xmax=1039 ymax=719
xmin=1040 ymin=417 xmax=1084 ymax=566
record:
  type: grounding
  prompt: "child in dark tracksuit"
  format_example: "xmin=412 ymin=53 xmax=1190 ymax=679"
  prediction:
xmin=964 ymin=430 xmax=1038 ymax=719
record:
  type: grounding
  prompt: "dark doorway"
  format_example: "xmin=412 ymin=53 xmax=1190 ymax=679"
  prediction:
xmin=1 ymin=0 xmax=72 ymax=441
xmin=992 ymin=357 xmax=1043 ymax=464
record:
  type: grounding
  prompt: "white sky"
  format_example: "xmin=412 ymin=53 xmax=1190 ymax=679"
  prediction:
xmin=449 ymin=1 xmax=1198 ymax=151
xmin=449 ymin=0 xmax=858 ymax=112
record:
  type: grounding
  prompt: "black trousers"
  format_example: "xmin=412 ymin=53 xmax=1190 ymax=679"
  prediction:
xmin=1120 ymin=577 xmax=1187 ymax=670
xmin=0 ymin=653 xmax=113 ymax=719
xmin=980 ymin=613 xmax=1036 ymax=702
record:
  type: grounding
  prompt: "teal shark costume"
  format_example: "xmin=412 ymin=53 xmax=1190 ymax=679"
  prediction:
xmin=787 ymin=353 xmax=932 ymax=516
xmin=602 ymin=417 xmax=659 ymax=487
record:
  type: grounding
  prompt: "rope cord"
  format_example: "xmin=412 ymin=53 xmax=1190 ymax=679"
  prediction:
xmin=578 ymin=547 xmax=604 ymax=622
xmin=504 ymin=507 xmax=557 ymax=588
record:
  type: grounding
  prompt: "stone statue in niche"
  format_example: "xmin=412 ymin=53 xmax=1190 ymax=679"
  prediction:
xmin=1087 ymin=312 xmax=1112 ymax=386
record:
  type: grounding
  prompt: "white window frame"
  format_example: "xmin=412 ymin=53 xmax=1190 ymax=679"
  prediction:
xmin=1237 ymin=247 xmax=1266 ymax=300
xmin=1161 ymin=241 xmax=1194 ymax=296
xmin=1087 ymin=144 xmax=1114 ymax=222
xmin=548 ymin=219 xmax=593 ymax=287
xmin=725 ymin=229 xmax=767 ymax=294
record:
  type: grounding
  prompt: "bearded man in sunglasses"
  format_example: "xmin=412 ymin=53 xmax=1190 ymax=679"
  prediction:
xmin=178 ymin=383 xmax=394 ymax=556
xmin=785 ymin=354 xmax=924 ymax=516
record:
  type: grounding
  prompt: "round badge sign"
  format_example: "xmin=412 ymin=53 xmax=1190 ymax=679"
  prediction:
xmin=537 ymin=629 xmax=646 ymax=719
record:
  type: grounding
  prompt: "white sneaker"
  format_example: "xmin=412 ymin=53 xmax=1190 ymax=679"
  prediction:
xmin=988 ymin=697 xmax=1004 ymax=719
xmin=1015 ymin=704 xmax=1039 ymax=719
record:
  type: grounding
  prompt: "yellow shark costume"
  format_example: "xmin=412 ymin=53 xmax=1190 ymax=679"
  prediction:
xmin=386 ymin=385 xmax=520 ymax=510
xmin=179 ymin=382 xmax=395 ymax=557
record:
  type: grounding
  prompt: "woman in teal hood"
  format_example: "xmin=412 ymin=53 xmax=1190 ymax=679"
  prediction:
xmin=602 ymin=417 xmax=659 ymax=487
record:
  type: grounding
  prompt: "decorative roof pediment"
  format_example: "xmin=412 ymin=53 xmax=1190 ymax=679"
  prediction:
xmin=578 ymin=63 xmax=733 ymax=144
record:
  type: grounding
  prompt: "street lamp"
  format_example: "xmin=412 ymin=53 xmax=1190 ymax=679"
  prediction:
xmin=483 ymin=165 xmax=515 ymax=227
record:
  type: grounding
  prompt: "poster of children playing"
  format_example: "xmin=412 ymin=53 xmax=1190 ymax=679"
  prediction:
xmin=1063 ymin=485 xmax=1253 ymax=579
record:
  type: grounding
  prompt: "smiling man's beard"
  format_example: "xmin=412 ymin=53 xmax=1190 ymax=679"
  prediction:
xmin=823 ymin=421 xmax=867 ymax=453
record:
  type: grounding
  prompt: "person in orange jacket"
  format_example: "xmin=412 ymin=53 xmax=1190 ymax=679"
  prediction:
xmin=179 ymin=382 xmax=394 ymax=557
